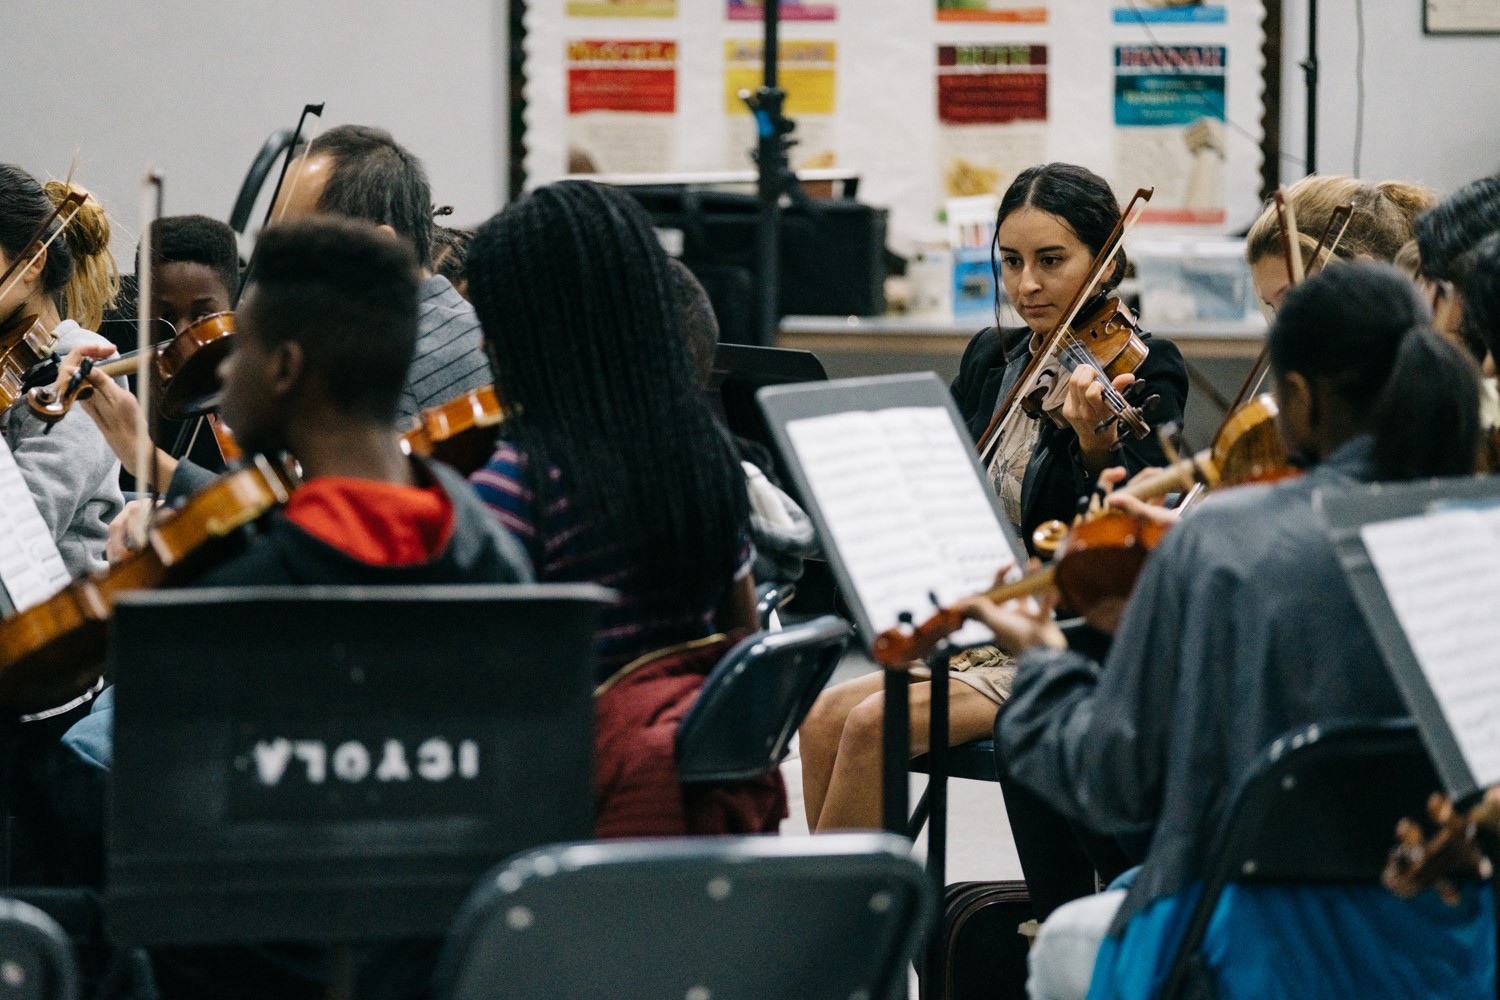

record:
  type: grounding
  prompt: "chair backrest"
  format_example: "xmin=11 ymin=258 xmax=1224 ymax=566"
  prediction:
xmin=1215 ymin=719 xmax=1438 ymax=885
xmin=434 ymin=834 xmax=934 ymax=1000
xmin=0 ymin=898 xmax=78 ymax=1000
xmin=675 ymin=614 xmax=849 ymax=783
xmin=105 ymin=584 xmax=611 ymax=948
xmin=1159 ymin=719 xmax=1442 ymax=1000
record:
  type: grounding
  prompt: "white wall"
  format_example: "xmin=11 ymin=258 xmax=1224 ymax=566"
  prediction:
xmin=8 ymin=2 xmax=508 ymax=261
xmin=1278 ymin=0 xmax=1500 ymax=195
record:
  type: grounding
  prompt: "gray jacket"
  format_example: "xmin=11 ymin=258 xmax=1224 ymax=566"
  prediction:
xmin=998 ymin=436 xmax=1405 ymax=932
xmin=2 ymin=322 xmax=124 ymax=613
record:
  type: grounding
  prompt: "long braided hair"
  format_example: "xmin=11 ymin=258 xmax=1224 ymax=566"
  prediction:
xmin=468 ymin=181 xmax=749 ymax=615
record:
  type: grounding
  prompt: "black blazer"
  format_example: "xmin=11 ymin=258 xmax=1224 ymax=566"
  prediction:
xmin=951 ymin=326 xmax=1189 ymax=547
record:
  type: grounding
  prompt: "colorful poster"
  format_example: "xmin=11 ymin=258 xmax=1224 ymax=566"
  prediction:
xmin=729 ymin=0 xmax=836 ymax=21
xmin=567 ymin=40 xmax=678 ymax=174
xmin=1113 ymin=2 xmax=1226 ymax=24
xmin=566 ymin=0 xmax=677 ymax=16
xmin=936 ymin=0 xmax=1046 ymax=24
xmin=936 ymin=45 xmax=1048 ymax=198
xmin=723 ymin=39 xmax=838 ymax=170
xmin=1114 ymin=44 xmax=1227 ymax=225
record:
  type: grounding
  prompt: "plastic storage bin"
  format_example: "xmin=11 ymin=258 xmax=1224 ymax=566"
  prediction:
xmin=1132 ymin=238 xmax=1260 ymax=327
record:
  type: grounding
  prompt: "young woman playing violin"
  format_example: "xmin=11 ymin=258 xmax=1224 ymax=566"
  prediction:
xmin=1243 ymin=174 xmax=1434 ymax=312
xmin=971 ymin=261 xmax=1488 ymax=1000
xmin=1410 ymin=172 xmax=1500 ymax=452
xmin=0 ymin=165 xmax=123 ymax=612
xmin=797 ymin=163 xmax=1188 ymax=836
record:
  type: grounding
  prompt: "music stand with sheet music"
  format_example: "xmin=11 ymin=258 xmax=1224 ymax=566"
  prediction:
xmin=105 ymin=585 xmax=610 ymax=981
xmin=1322 ymin=475 xmax=1500 ymax=807
xmin=758 ymin=373 xmax=1027 ymax=990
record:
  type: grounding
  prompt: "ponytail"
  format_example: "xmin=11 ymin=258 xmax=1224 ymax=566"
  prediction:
xmin=43 ymin=180 xmax=118 ymax=331
xmin=1368 ymin=326 xmax=1482 ymax=480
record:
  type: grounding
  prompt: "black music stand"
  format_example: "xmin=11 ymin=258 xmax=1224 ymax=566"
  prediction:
xmin=712 ymin=343 xmax=827 ymax=488
xmin=1321 ymin=475 xmax=1500 ymax=805
xmin=104 ymin=585 xmax=610 ymax=995
xmin=758 ymin=373 xmax=1027 ymax=996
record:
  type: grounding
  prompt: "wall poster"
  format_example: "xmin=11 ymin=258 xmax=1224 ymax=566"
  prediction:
xmin=728 ymin=0 xmax=837 ymax=22
xmin=566 ymin=0 xmax=677 ymax=16
xmin=936 ymin=0 xmax=1047 ymax=24
xmin=936 ymin=44 xmax=1048 ymax=199
xmin=1114 ymin=44 xmax=1227 ymax=225
xmin=567 ymin=40 xmax=679 ymax=174
xmin=1112 ymin=2 xmax=1226 ymax=25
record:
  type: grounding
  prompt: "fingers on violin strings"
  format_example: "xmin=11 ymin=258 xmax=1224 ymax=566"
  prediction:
xmin=1111 ymin=372 xmax=1136 ymax=393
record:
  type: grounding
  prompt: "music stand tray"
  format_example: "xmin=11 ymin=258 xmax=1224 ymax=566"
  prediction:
xmin=104 ymin=584 xmax=611 ymax=948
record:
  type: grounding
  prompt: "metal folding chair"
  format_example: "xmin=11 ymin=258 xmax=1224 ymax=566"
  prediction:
xmin=676 ymin=615 xmax=849 ymax=784
xmin=434 ymin=834 xmax=936 ymax=1000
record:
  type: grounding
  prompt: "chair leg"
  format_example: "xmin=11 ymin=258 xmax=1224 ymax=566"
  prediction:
xmin=908 ymin=786 xmax=930 ymax=840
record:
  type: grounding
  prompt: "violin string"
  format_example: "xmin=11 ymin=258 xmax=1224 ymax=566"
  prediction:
xmin=1057 ymin=334 xmax=1135 ymax=415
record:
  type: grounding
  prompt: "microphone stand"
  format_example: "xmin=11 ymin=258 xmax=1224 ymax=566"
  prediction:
xmin=1301 ymin=0 xmax=1318 ymax=175
xmin=741 ymin=0 xmax=800 ymax=347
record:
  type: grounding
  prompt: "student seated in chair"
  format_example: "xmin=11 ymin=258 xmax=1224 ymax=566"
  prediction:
xmin=465 ymin=181 xmax=780 ymax=838
xmin=966 ymin=263 xmax=1493 ymax=1000
xmin=49 ymin=215 xmax=532 ymax=850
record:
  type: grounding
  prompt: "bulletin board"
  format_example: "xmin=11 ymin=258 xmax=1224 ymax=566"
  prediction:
xmin=523 ymin=0 xmax=1266 ymax=249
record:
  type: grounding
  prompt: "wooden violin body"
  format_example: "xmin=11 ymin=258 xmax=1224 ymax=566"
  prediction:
xmin=399 ymin=385 xmax=507 ymax=475
xmin=25 ymin=311 xmax=235 ymax=424
xmin=0 ymin=311 xmax=57 ymax=413
xmin=1023 ymin=296 xmax=1150 ymax=432
xmin=0 ymin=454 xmax=297 ymax=710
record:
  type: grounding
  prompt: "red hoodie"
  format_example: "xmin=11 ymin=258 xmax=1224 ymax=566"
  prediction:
xmin=282 ymin=477 xmax=454 ymax=566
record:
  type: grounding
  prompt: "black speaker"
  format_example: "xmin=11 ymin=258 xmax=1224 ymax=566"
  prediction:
xmin=625 ymin=187 xmax=888 ymax=343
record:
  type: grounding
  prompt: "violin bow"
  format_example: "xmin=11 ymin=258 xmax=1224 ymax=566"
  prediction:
xmin=978 ymin=187 xmax=1154 ymax=466
xmin=0 ymin=191 xmax=89 ymax=315
xmin=232 ymin=103 xmax=324 ymax=299
xmin=175 ymin=102 xmax=323 ymax=464
xmin=132 ymin=171 xmax=165 ymax=551
xmin=1216 ymin=196 xmax=1354 ymax=435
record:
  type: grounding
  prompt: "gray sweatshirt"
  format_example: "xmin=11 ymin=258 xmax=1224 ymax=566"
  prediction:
xmin=2 ymin=321 xmax=124 ymax=613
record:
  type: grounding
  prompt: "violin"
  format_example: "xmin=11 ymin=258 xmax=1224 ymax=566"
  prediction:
xmin=978 ymin=188 xmax=1157 ymax=466
xmin=0 ymin=189 xmax=92 ymax=412
xmin=24 ymin=310 xmax=235 ymax=424
xmin=0 ymin=454 xmax=298 ymax=710
xmin=1383 ymin=792 xmax=1499 ymax=904
xmin=399 ymin=385 xmax=507 ymax=475
xmin=872 ymin=394 xmax=1295 ymax=667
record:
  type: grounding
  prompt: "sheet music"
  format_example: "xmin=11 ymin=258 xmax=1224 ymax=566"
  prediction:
xmin=786 ymin=406 xmax=1019 ymax=646
xmin=0 ymin=435 xmax=71 ymax=612
xmin=1361 ymin=507 xmax=1500 ymax=789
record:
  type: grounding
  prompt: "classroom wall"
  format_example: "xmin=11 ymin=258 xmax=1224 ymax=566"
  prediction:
xmin=1278 ymin=0 xmax=1500 ymax=196
xmin=8 ymin=2 xmax=507 ymax=262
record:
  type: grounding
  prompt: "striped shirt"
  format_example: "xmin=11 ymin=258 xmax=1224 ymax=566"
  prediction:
xmin=470 ymin=442 xmax=752 ymax=679
xmin=398 ymin=274 xmax=492 ymax=422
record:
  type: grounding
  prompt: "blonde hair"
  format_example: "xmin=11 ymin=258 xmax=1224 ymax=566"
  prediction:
xmin=1245 ymin=175 xmax=1436 ymax=271
xmin=43 ymin=180 xmax=118 ymax=331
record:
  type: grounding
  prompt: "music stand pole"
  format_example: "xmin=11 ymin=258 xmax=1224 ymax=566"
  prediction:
xmin=1300 ymin=0 xmax=1318 ymax=176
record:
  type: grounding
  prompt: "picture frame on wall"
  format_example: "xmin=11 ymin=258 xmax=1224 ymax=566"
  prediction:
xmin=1424 ymin=0 xmax=1500 ymax=35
